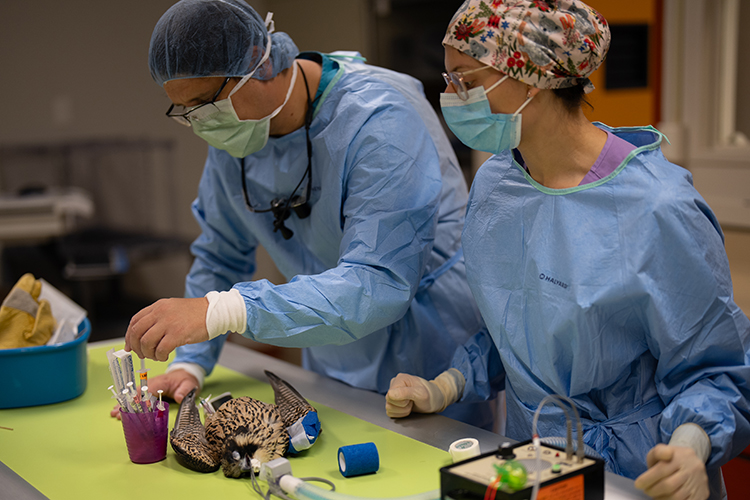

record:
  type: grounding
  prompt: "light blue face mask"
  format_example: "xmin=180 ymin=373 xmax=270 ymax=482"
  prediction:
xmin=440 ymin=78 xmax=533 ymax=155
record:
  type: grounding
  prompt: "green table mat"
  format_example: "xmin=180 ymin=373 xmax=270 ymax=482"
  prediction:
xmin=0 ymin=343 xmax=451 ymax=499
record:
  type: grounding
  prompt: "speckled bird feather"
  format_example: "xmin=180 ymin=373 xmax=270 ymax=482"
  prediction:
xmin=170 ymin=388 xmax=220 ymax=473
xmin=265 ymin=370 xmax=316 ymax=426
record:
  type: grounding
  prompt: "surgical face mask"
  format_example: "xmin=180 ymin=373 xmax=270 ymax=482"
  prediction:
xmin=189 ymin=35 xmax=298 ymax=158
xmin=440 ymin=77 xmax=533 ymax=155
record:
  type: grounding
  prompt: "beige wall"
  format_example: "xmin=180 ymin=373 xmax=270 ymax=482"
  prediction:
xmin=270 ymin=0 xmax=372 ymax=57
xmin=0 ymin=1 xmax=319 ymax=295
xmin=0 ymin=0 xmax=377 ymax=294
xmin=0 ymin=0 xmax=210 ymax=239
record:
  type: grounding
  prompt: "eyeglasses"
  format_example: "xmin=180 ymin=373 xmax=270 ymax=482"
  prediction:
xmin=442 ymin=66 xmax=495 ymax=101
xmin=165 ymin=77 xmax=232 ymax=127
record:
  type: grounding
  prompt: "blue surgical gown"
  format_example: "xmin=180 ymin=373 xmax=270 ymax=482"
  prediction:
xmin=173 ymin=53 xmax=491 ymax=427
xmin=453 ymin=124 xmax=750 ymax=492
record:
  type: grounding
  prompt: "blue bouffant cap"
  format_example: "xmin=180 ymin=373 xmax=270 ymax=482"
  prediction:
xmin=148 ymin=0 xmax=299 ymax=86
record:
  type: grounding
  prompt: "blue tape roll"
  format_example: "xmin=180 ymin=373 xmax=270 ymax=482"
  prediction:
xmin=338 ymin=442 xmax=379 ymax=477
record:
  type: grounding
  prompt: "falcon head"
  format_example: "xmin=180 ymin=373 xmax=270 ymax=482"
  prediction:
xmin=221 ymin=430 xmax=278 ymax=478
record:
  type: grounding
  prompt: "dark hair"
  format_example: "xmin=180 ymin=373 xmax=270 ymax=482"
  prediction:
xmin=552 ymin=84 xmax=592 ymax=112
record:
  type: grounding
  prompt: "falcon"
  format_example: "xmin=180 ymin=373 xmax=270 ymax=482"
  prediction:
xmin=169 ymin=370 xmax=320 ymax=478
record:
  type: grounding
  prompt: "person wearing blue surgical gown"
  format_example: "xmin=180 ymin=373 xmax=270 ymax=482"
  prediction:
xmin=451 ymin=125 xmax=750 ymax=496
xmin=385 ymin=1 xmax=750 ymax=499
xmin=121 ymin=0 xmax=492 ymax=429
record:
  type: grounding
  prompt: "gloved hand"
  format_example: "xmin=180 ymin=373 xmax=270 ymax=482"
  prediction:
xmin=634 ymin=444 xmax=709 ymax=500
xmin=0 ymin=273 xmax=56 ymax=349
xmin=385 ymin=368 xmax=465 ymax=418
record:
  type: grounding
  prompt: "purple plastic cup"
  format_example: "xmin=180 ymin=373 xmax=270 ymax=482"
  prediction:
xmin=120 ymin=402 xmax=169 ymax=464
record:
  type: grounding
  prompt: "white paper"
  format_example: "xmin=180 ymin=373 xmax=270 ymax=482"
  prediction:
xmin=39 ymin=279 xmax=88 ymax=345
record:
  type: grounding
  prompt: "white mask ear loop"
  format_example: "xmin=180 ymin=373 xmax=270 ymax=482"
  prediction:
xmin=512 ymin=89 xmax=535 ymax=116
xmin=261 ymin=61 xmax=298 ymax=121
xmin=230 ymin=14 xmax=275 ymax=97
xmin=484 ymin=75 xmax=509 ymax=95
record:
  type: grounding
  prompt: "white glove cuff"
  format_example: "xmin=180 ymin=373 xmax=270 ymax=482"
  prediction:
xmin=205 ymin=289 xmax=247 ymax=339
xmin=431 ymin=368 xmax=466 ymax=413
xmin=166 ymin=362 xmax=206 ymax=390
xmin=669 ymin=423 xmax=711 ymax=463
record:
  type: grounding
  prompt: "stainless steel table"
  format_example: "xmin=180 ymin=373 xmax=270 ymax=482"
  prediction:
xmin=0 ymin=340 xmax=650 ymax=500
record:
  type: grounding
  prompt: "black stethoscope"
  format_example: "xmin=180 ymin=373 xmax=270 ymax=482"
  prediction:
xmin=240 ymin=62 xmax=313 ymax=240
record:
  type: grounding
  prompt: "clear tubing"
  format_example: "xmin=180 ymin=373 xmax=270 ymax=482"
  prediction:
xmin=280 ymin=476 xmax=440 ymax=500
xmin=529 ymin=394 xmax=586 ymax=500
xmin=540 ymin=437 xmax=601 ymax=460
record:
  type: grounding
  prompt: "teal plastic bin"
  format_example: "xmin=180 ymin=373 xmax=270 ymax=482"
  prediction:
xmin=0 ymin=318 xmax=91 ymax=409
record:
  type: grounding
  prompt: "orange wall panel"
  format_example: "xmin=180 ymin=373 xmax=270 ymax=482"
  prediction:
xmin=580 ymin=0 xmax=661 ymax=127
xmin=586 ymin=0 xmax=656 ymax=23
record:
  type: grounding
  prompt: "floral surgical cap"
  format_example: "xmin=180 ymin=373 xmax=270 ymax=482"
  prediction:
xmin=148 ymin=0 xmax=299 ymax=86
xmin=443 ymin=0 xmax=610 ymax=93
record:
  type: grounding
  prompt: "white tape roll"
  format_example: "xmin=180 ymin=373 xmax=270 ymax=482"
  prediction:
xmin=449 ymin=438 xmax=480 ymax=463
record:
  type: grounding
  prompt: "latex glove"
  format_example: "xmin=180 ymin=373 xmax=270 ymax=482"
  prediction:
xmin=0 ymin=273 xmax=56 ymax=349
xmin=125 ymin=297 xmax=209 ymax=362
xmin=385 ymin=369 xmax=465 ymax=418
xmin=634 ymin=444 xmax=709 ymax=500
xmin=109 ymin=370 xmax=199 ymax=420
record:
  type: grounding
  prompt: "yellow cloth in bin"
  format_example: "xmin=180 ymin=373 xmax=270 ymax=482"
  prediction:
xmin=0 ymin=273 xmax=57 ymax=349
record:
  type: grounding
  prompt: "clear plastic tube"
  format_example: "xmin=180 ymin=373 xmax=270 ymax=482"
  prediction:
xmin=529 ymin=394 xmax=586 ymax=500
xmin=280 ymin=476 xmax=440 ymax=500
xmin=540 ymin=437 xmax=601 ymax=459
